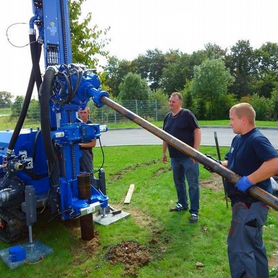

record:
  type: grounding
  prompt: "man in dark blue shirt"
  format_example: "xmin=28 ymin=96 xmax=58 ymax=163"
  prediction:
xmin=163 ymin=92 xmax=201 ymax=223
xmin=224 ymin=103 xmax=278 ymax=278
xmin=78 ymin=107 xmax=96 ymax=173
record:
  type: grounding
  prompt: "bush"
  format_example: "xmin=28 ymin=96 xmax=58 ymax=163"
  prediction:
xmin=250 ymin=94 xmax=272 ymax=120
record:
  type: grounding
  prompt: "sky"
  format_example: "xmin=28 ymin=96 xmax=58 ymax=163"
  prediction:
xmin=0 ymin=0 xmax=277 ymax=97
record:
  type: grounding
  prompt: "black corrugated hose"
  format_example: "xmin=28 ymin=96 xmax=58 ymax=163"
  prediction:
xmin=39 ymin=67 xmax=60 ymax=187
xmin=7 ymin=34 xmax=42 ymax=156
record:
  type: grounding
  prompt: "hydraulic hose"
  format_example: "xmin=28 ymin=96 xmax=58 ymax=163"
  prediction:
xmin=7 ymin=34 xmax=42 ymax=157
xmin=39 ymin=67 xmax=60 ymax=187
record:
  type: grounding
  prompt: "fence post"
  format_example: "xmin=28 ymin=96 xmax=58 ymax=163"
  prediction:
xmin=135 ymin=100 xmax=138 ymax=115
xmin=155 ymin=100 xmax=158 ymax=121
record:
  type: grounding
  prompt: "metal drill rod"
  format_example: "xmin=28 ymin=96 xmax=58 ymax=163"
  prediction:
xmin=101 ymin=97 xmax=278 ymax=211
xmin=78 ymin=173 xmax=94 ymax=240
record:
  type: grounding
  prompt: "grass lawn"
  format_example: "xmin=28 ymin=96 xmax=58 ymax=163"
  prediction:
xmin=0 ymin=146 xmax=277 ymax=277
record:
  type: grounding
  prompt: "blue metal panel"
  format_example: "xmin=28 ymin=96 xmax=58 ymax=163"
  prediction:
xmin=32 ymin=0 xmax=73 ymax=66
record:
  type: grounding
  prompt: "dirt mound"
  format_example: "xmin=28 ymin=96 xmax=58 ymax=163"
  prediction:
xmin=106 ymin=241 xmax=151 ymax=277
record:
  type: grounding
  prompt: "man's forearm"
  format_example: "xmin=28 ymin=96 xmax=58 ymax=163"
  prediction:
xmin=248 ymin=158 xmax=278 ymax=184
xmin=193 ymin=128 xmax=201 ymax=150
xmin=163 ymin=141 xmax=168 ymax=154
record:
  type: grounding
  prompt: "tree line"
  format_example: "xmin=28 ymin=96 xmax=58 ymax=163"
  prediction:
xmin=102 ymin=41 xmax=278 ymax=120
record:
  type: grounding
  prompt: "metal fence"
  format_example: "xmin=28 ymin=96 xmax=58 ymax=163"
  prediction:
xmin=0 ymin=100 xmax=169 ymax=128
xmin=88 ymin=100 xmax=169 ymax=124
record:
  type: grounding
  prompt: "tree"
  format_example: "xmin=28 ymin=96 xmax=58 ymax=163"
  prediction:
xmin=104 ymin=57 xmax=133 ymax=97
xmin=11 ymin=96 xmax=24 ymax=117
xmin=28 ymin=99 xmax=40 ymax=121
xmin=225 ymin=40 xmax=256 ymax=98
xmin=250 ymin=94 xmax=272 ymax=120
xmin=252 ymin=42 xmax=278 ymax=98
xmin=70 ymin=0 xmax=110 ymax=68
xmin=161 ymin=53 xmax=190 ymax=94
xmin=0 ymin=91 xmax=12 ymax=107
xmin=270 ymin=89 xmax=278 ymax=120
xmin=192 ymin=59 xmax=235 ymax=119
xmin=204 ymin=43 xmax=227 ymax=60
xmin=118 ymin=73 xmax=150 ymax=101
xmin=256 ymin=42 xmax=278 ymax=75
xmin=132 ymin=49 xmax=166 ymax=91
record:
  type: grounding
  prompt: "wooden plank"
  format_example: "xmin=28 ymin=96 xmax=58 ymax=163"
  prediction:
xmin=124 ymin=184 xmax=135 ymax=204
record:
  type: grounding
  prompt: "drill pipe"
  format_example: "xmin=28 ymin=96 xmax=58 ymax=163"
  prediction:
xmin=78 ymin=173 xmax=94 ymax=240
xmin=101 ymin=97 xmax=278 ymax=211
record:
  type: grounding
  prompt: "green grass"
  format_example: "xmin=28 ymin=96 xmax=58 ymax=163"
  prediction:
xmin=0 ymin=146 xmax=277 ymax=277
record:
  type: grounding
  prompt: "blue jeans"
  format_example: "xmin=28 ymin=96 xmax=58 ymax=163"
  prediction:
xmin=171 ymin=157 xmax=200 ymax=214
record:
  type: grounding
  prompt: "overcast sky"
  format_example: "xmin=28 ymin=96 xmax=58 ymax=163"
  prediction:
xmin=0 ymin=0 xmax=277 ymax=97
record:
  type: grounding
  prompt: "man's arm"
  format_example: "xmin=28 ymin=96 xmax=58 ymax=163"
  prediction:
xmin=162 ymin=141 xmax=168 ymax=163
xmin=193 ymin=128 xmax=201 ymax=151
xmin=248 ymin=157 xmax=278 ymax=184
xmin=79 ymin=140 xmax=96 ymax=149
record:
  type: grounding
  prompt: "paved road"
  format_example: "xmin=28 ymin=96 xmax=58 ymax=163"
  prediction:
xmin=99 ymin=127 xmax=278 ymax=148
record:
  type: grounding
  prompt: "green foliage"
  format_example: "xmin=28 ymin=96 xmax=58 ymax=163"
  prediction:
xmin=270 ymin=89 xmax=278 ymax=120
xmin=11 ymin=96 xmax=24 ymax=117
xmin=132 ymin=49 xmax=166 ymax=91
xmin=148 ymin=89 xmax=169 ymax=120
xmin=161 ymin=53 xmax=190 ymax=94
xmin=250 ymin=94 xmax=273 ymax=120
xmin=204 ymin=43 xmax=227 ymax=60
xmin=104 ymin=57 xmax=133 ymax=97
xmin=102 ymin=41 xmax=278 ymax=120
xmin=0 ymin=91 xmax=12 ymax=107
xmin=70 ymin=0 xmax=110 ymax=68
xmin=252 ymin=72 xmax=277 ymax=98
xmin=191 ymin=59 xmax=235 ymax=119
xmin=226 ymin=40 xmax=256 ymax=98
xmin=28 ymin=99 xmax=40 ymax=120
xmin=119 ymin=73 xmax=150 ymax=100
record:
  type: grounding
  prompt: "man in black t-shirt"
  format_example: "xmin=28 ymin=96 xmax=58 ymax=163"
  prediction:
xmin=223 ymin=103 xmax=278 ymax=278
xmin=162 ymin=92 xmax=201 ymax=223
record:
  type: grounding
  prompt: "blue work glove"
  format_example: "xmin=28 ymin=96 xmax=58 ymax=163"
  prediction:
xmin=235 ymin=176 xmax=254 ymax=192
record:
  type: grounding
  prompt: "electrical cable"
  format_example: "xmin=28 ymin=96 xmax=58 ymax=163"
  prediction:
xmin=93 ymin=137 xmax=105 ymax=174
xmin=5 ymin=22 xmax=34 ymax=48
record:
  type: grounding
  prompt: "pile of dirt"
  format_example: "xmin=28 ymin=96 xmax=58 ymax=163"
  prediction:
xmin=106 ymin=241 xmax=151 ymax=277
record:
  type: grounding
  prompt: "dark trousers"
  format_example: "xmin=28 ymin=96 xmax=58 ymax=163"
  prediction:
xmin=228 ymin=201 xmax=269 ymax=278
xmin=170 ymin=157 xmax=200 ymax=214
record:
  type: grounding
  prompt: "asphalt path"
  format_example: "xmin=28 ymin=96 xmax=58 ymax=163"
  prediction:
xmin=98 ymin=127 xmax=277 ymax=148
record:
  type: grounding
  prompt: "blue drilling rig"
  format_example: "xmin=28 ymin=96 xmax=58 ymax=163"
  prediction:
xmin=0 ymin=0 xmax=111 ymax=243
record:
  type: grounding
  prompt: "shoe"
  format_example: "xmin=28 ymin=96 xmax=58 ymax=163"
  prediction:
xmin=189 ymin=213 xmax=199 ymax=224
xmin=169 ymin=203 xmax=188 ymax=212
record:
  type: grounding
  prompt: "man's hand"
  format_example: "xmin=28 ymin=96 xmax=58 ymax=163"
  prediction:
xmin=235 ymin=176 xmax=254 ymax=192
xmin=162 ymin=154 xmax=168 ymax=164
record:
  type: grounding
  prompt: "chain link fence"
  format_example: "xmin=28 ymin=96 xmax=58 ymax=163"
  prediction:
xmin=0 ymin=100 xmax=169 ymax=129
xmin=88 ymin=100 xmax=168 ymax=124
